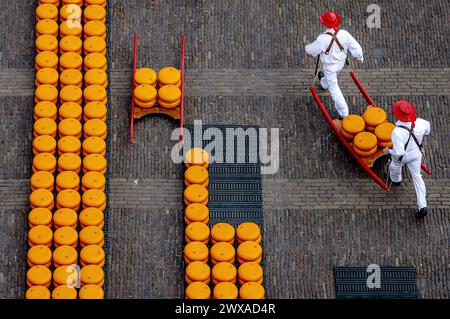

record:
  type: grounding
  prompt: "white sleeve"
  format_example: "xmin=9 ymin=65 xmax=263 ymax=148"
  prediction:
xmin=423 ymin=120 xmax=431 ymax=135
xmin=345 ymin=32 xmax=364 ymax=61
xmin=305 ymin=36 xmax=324 ymax=57
xmin=389 ymin=130 xmax=406 ymax=157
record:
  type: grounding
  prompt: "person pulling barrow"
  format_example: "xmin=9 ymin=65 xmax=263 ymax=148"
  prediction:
xmin=305 ymin=11 xmax=364 ymax=119
xmin=383 ymin=100 xmax=431 ymax=218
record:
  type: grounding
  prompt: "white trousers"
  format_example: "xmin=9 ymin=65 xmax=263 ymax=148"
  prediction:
xmin=389 ymin=154 xmax=427 ymax=210
xmin=320 ymin=66 xmax=349 ymax=118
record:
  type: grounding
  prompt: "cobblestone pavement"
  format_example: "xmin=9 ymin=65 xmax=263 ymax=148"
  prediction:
xmin=0 ymin=0 xmax=449 ymax=299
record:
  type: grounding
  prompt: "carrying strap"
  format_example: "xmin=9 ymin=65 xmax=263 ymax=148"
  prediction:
xmin=397 ymin=125 xmax=423 ymax=162
xmin=324 ymin=30 xmax=344 ymax=55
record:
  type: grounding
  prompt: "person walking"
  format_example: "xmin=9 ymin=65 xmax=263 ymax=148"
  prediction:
xmin=383 ymin=100 xmax=431 ymax=218
xmin=305 ymin=11 xmax=364 ymax=119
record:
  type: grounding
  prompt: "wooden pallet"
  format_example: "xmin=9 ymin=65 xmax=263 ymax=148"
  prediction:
xmin=133 ymin=105 xmax=181 ymax=120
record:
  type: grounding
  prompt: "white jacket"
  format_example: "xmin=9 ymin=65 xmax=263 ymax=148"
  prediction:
xmin=389 ymin=118 xmax=431 ymax=161
xmin=305 ymin=28 xmax=364 ymax=73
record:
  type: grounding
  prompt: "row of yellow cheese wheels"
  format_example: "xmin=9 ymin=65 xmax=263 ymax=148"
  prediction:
xmin=133 ymin=67 xmax=182 ymax=109
xmin=26 ymin=0 xmax=108 ymax=299
xmin=341 ymin=106 xmax=396 ymax=157
xmin=184 ymin=223 xmax=264 ymax=299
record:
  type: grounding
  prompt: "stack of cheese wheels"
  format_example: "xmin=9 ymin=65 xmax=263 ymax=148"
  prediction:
xmin=184 ymin=165 xmax=209 ymax=187
xmin=185 ymin=282 xmax=211 ymax=299
xmin=185 ymin=222 xmax=210 ymax=244
xmin=60 ymin=20 xmax=83 ymax=38
xmin=83 ymin=136 xmax=106 ymax=156
xmin=27 ymin=266 xmax=52 ymax=288
xmin=238 ymin=262 xmax=263 ymax=285
xmin=80 ymin=244 xmax=105 ymax=267
xmin=375 ymin=122 xmax=395 ymax=148
xmin=84 ymin=85 xmax=107 ymax=104
xmin=213 ymin=282 xmax=239 ymax=299
xmin=341 ymin=114 xmax=365 ymax=140
xmin=81 ymin=172 xmax=106 ymax=192
xmin=60 ymin=35 xmax=83 ymax=55
xmin=84 ymin=53 xmax=107 ymax=71
xmin=239 ymin=282 xmax=265 ymax=299
xmin=28 ymin=225 xmax=53 ymax=247
xmin=56 ymin=189 xmax=81 ymax=211
xmin=237 ymin=241 xmax=263 ymax=264
xmin=79 ymin=284 xmax=105 ymax=299
xmin=28 ymin=245 xmax=52 ymax=268
xmin=31 ymin=172 xmax=55 ymax=192
xmin=352 ymin=131 xmax=378 ymax=157
xmin=60 ymin=69 xmax=83 ymax=87
xmin=184 ymin=241 xmax=209 ymax=264
xmin=185 ymin=203 xmax=209 ymax=225
xmin=83 ymin=101 xmax=107 ymax=121
xmin=210 ymin=242 xmax=236 ymax=265
xmin=60 ymin=84 xmax=83 ymax=104
xmin=157 ymin=84 xmax=181 ymax=109
xmin=83 ymin=119 xmax=107 ymax=139
xmin=32 ymin=153 xmax=57 ymax=173
xmin=36 ymin=18 xmax=58 ymax=37
xmin=212 ymin=262 xmax=237 ymax=285
xmin=79 ymin=226 xmax=104 ymax=247
xmin=35 ymin=68 xmax=59 ymax=87
xmin=53 ymin=265 xmax=78 ymax=287
xmin=28 ymin=208 xmax=53 ymax=228
xmin=83 ymin=154 xmax=107 ymax=174
xmin=133 ymin=84 xmax=157 ymax=109
xmin=35 ymin=51 xmax=59 ymax=70
xmin=56 ymin=171 xmax=80 ymax=192
xmin=211 ymin=223 xmax=235 ymax=245
xmin=58 ymin=118 xmax=82 ymax=138
xmin=53 ymin=246 xmax=78 ymax=267
xmin=363 ymin=106 xmax=387 ymax=132
xmin=30 ymin=189 xmax=55 ymax=210
xmin=79 ymin=208 xmax=105 ymax=229
xmin=237 ymin=222 xmax=261 ymax=244
xmin=36 ymin=4 xmax=59 ymax=22
xmin=60 ymin=3 xmax=82 ymax=22
xmin=52 ymin=285 xmax=78 ymax=299
xmin=184 ymin=147 xmax=209 ymax=169
xmin=25 ymin=286 xmax=51 ymax=299
xmin=58 ymin=153 xmax=82 ymax=173
xmin=134 ymin=68 xmax=157 ymax=87
xmin=80 ymin=265 xmax=105 ymax=287
xmin=84 ymin=36 xmax=106 ymax=56
xmin=84 ymin=4 xmax=106 ymax=23
xmin=60 ymin=52 xmax=83 ymax=72
xmin=185 ymin=261 xmax=211 ymax=285
xmin=36 ymin=34 xmax=58 ymax=54
xmin=33 ymin=135 xmax=57 ymax=155
xmin=184 ymin=184 xmax=209 ymax=206
xmin=53 ymin=208 xmax=78 ymax=230
xmin=83 ymin=20 xmax=106 ymax=39
xmin=82 ymin=189 xmax=106 ymax=211
xmin=34 ymin=101 xmax=57 ymax=121
xmin=59 ymin=102 xmax=82 ymax=121
xmin=58 ymin=136 xmax=82 ymax=156
xmin=85 ymin=69 xmax=108 ymax=88
xmin=158 ymin=66 xmax=181 ymax=88
xmin=85 ymin=0 xmax=107 ymax=7
xmin=35 ymin=84 xmax=58 ymax=104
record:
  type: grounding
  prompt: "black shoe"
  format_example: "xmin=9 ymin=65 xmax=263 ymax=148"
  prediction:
xmin=387 ymin=176 xmax=402 ymax=187
xmin=416 ymin=207 xmax=428 ymax=219
xmin=318 ymin=71 xmax=326 ymax=90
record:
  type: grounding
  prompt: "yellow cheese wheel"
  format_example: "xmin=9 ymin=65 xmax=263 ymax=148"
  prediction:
xmin=80 ymin=265 xmax=104 ymax=286
xmin=184 ymin=242 xmax=209 ymax=264
xmin=32 ymin=153 xmax=57 ymax=173
xmin=62 ymin=0 xmax=82 ymax=5
xmin=353 ymin=145 xmax=378 ymax=157
xmin=84 ymin=20 xmax=106 ymax=38
xmin=54 ymin=226 xmax=79 ymax=248
xmin=59 ymin=102 xmax=82 ymax=120
xmin=185 ymin=282 xmax=211 ymax=300
xmin=60 ymin=20 xmax=83 ymax=37
xmin=84 ymin=52 xmax=107 ymax=70
xmin=184 ymin=184 xmax=209 ymax=204
xmin=58 ymin=153 xmax=82 ymax=173
xmin=84 ymin=85 xmax=107 ymax=102
xmin=58 ymin=118 xmax=82 ymax=138
xmin=53 ymin=245 xmax=78 ymax=267
xmin=60 ymin=35 xmax=83 ymax=54
xmin=134 ymin=97 xmax=156 ymax=109
xmin=58 ymin=136 xmax=81 ymax=155
xmin=185 ymin=222 xmax=210 ymax=244
xmin=157 ymin=99 xmax=180 ymax=109
xmin=184 ymin=148 xmax=209 ymax=166
xmin=80 ymin=244 xmax=105 ymax=266
xmin=83 ymin=101 xmax=107 ymax=121
xmin=53 ymin=265 xmax=79 ymax=287
xmin=25 ymin=286 xmax=51 ymax=299
xmin=85 ymin=0 xmax=106 ymax=6
xmin=363 ymin=106 xmax=387 ymax=127
xmin=60 ymin=52 xmax=83 ymax=71
xmin=211 ymin=223 xmax=235 ymax=244
xmin=59 ymin=70 xmax=82 ymax=88
xmin=27 ymin=266 xmax=52 ymax=287
xmin=28 ymin=245 xmax=52 ymax=267
xmin=35 ymin=34 xmax=58 ymax=53
xmin=35 ymin=51 xmax=58 ymax=69
xmin=83 ymin=137 xmax=106 ymax=156
xmin=34 ymin=118 xmax=57 ymax=138
xmin=60 ymin=84 xmax=83 ymax=103
xmin=82 ymin=189 xmax=106 ymax=209
xmin=185 ymin=203 xmax=209 ymax=224
xmin=378 ymin=140 xmax=393 ymax=148
xmin=84 ymin=5 xmax=106 ymax=22
xmin=36 ymin=4 xmax=59 ymax=21
xmin=30 ymin=189 xmax=54 ymax=209
xmin=79 ymin=226 xmax=104 ymax=247
xmin=30 ymin=171 xmax=54 ymax=192
xmin=56 ymin=171 xmax=80 ymax=192
xmin=158 ymin=85 xmax=181 ymax=103
xmin=210 ymin=242 xmax=236 ymax=265
xmin=83 ymin=154 xmax=107 ymax=174
xmin=134 ymin=84 xmax=157 ymax=102
xmin=28 ymin=207 xmax=53 ymax=228
xmin=238 ymin=262 xmax=264 ymax=285
xmin=79 ymin=208 xmax=104 ymax=229
xmin=34 ymin=101 xmax=57 ymax=120
xmin=36 ymin=68 xmax=59 ymax=86
xmin=84 ymin=36 xmax=106 ymax=54
xmin=53 ymin=208 xmax=78 ymax=228
xmin=237 ymin=241 xmax=262 ymax=264
xmin=237 ymin=222 xmax=261 ymax=244
xmin=134 ymin=68 xmax=157 ymax=86
xmin=56 ymin=189 xmax=81 ymax=210
xmin=239 ymin=282 xmax=265 ymax=299
xmin=52 ymin=285 xmax=78 ymax=299
xmin=213 ymin=282 xmax=238 ymax=299
xmin=342 ymin=114 xmax=365 ymax=135
xmin=28 ymin=225 xmax=53 ymax=247
xmin=60 ymin=4 xmax=82 ymax=21
xmin=84 ymin=69 xmax=108 ymax=87
xmin=185 ymin=261 xmax=210 ymax=284
xmin=35 ymin=84 xmax=58 ymax=102
xmin=36 ymin=19 xmax=58 ymax=37
xmin=33 ymin=134 xmax=56 ymax=154
xmin=353 ymin=132 xmax=378 ymax=151
xmin=81 ymin=172 xmax=106 ymax=192
xmin=184 ymin=166 xmax=208 ymax=185
xmin=158 ymin=67 xmax=181 ymax=85
xmin=374 ymin=122 xmax=396 ymax=142
xmin=83 ymin=119 xmax=107 ymax=139
xmin=39 ymin=0 xmax=60 ymax=5
xmin=79 ymin=284 xmax=105 ymax=299
xmin=212 ymin=262 xmax=237 ymax=284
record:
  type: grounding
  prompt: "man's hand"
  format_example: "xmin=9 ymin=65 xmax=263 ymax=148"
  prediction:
xmin=356 ymin=59 xmax=364 ymax=64
xmin=383 ymin=147 xmax=390 ymax=155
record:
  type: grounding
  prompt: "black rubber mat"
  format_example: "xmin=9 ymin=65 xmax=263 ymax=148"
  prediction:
xmin=334 ymin=266 xmax=419 ymax=299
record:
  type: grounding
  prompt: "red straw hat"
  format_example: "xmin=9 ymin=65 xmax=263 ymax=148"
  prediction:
xmin=392 ymin=100 xmax=417 ymax=123
xmin=319 ymin=12 xmax=342 ymax=29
